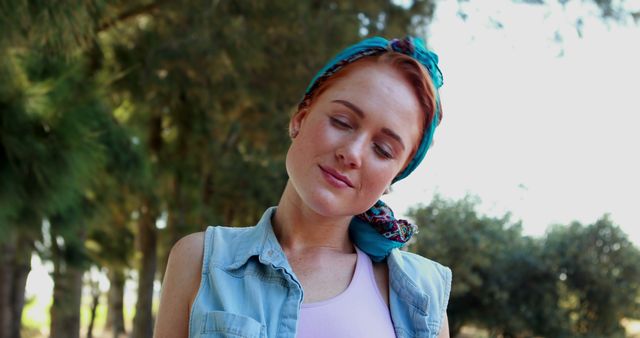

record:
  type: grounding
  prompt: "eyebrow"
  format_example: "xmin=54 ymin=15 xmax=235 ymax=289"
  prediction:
xmin=332 ymin=99 xmax=406 ymax=151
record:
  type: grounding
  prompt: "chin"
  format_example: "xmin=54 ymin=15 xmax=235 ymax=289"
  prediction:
xmin=301 ymin=190 xmax=349 ymax=217
xmin=301 ymin=188 xmax=376 ymax=218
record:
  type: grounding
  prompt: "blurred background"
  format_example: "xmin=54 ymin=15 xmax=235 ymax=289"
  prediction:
xmin=1 ymin=0 xmax=639 ymax=337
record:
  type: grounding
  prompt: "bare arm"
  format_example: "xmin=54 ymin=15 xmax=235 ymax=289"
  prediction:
xmin=153 ymin=232 xmax=204 ymax=338
xmin=438 ymin=313 xmax=450 ymax=338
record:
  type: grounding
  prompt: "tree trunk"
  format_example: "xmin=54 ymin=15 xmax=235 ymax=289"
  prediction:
xmin=106 ymin=268 xmax=126 ymax=338
xmin=131 ymin=111 xmax=162 ymax=338
xmin=49 ymin=258 xmax=84 ymax=338
xmin=10 ymin=238 xmax=31 ymax=338
xmin=450 ymin=323 xmax=462 ymax=338
xmin=0 ymin=239 xmax=17 ymax=338
xmin=0 ymin=233 xmax=32 ymax=338
xmin=49 ymin=221 xmax=87 ymax=338
xmin=86 ymin=279 xmax=100 ymax=338
xmin=131 ymin=200 xmax=158 ymax=338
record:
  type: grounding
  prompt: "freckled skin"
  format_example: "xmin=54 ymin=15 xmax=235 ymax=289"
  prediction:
xmin=286 ymin=60 xmax=423 ymax=219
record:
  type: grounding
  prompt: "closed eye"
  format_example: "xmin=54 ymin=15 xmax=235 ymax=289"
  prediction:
xmin=374 ymin=144 xmax=394 ymax=159
xmin=330 ymin=117 xmax=352 ymax=129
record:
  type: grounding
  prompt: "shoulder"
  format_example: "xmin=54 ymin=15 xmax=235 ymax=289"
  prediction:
xmin=390 ymin=250 xmax=452 ymax=303
xmin=171 ymin=232 xmax=205 ymax=261
xmin=154 ymin=232 xmax=206 ymax=338
xmin=169 ymin=226 xmax=251 ymax=268
xmin=164 ymin=232 xmax=206 ymax=298
xmin=206 ymin=224 xmax=258 ymax=240
xmin=167 ymin=232 xmax=204 ymax=275
xmin=202 ymin=224 xmax=269 ymax=266
xmin=396 ymin=250 xmax=451 ymax=284
xmin=388 ymin=250 xmax=452 ymax=336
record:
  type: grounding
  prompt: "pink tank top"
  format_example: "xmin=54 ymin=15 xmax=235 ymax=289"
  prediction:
xmin=296 ymin=247 xmax=396 ymax=338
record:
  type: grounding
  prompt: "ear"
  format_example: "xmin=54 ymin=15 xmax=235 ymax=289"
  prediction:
xmin=289 ymin=107 xmax=310 ymax=136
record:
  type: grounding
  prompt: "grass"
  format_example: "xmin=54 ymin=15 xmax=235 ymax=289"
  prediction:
xmin=21 ymin=293 xmax=137 ymax=338
xmin=21 ymin=296 xmax=50 ymax=337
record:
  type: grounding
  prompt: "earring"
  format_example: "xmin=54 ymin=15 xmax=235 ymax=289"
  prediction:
xmin=290 ymin=128 xmax=299 ymax=138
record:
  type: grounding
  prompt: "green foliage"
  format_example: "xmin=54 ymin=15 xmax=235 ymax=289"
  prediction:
xmin=0 ymin=0 xmax=115 ymax=55
xmin=408 ymin=196 xmax=640 ymax=338
xmin=408 ymin=195 xmax=532 ymax=336
xmin=0 ymin=51 xmax=107 ymax=238
xmin=544 ymin=216 xmax=640 ymax=337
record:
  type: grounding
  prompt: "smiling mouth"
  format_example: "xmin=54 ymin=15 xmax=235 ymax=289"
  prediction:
xmin=319 ymin=165 xmax=354 ymax=188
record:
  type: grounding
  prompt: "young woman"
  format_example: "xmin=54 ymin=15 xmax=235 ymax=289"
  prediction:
xmin=154 ymin=36 xmax=451 ymax=338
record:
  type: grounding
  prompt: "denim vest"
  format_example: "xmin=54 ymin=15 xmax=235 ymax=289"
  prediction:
xmin=189 ymin=207 xmax=452 ymax=338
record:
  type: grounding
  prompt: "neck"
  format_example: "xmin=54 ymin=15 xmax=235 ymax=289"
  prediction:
xmin=273 ymin=181 xmax=354 ymax=254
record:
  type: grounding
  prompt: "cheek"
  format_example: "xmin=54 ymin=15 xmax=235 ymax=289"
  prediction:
xmin=301 ymin=118 xmax=342 ymax=152
xmin=354 ymin=170 xmax=393 ymax=214
xmin=285 ymin=120 xmax=330 ymax=171
xmin=361 ymin=164 xmax=397 ymax=195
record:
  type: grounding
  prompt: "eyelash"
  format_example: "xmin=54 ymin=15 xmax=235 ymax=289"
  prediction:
xmin=374 ymin=144 xmax=393 ymax=159
xmin=330 ymin=117 xmax=351 ymax=129
xmin=330 ymin=117 xmax=394 ymax=160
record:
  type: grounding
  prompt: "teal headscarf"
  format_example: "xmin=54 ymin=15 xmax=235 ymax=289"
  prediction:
xmin=300 ymin=36 xmax=444 ymax=261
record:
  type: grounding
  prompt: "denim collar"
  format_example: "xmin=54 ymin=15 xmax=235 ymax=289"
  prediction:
xmin=217 ymin=207 xmax=291 ymax=271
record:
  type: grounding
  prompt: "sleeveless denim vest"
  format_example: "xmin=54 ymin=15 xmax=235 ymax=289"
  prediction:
xmin=189 ymin=207 xmax=452 ymax=338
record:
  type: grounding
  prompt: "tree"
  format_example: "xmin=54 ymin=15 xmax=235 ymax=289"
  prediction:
xmin=408 ymin=196 xmax=640 ymax=337
xmin=407 ymin=195 xmax=527 ymax=336
xmin=544 ymin=216 xmax=640 ymax=337
xmin=0 ymin=47 xmax=108 ymax=337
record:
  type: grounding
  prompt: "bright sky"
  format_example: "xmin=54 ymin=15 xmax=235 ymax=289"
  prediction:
xmin=387 ymin=0 xmax=640 ymax=245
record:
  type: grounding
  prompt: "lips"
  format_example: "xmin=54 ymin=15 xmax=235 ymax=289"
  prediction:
xmin=319 ymin=165 xmax=354 ymax=188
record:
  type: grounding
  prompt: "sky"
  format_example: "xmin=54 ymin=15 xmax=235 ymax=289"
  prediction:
xmin=386 ymin=0 xmax=640 ymax=245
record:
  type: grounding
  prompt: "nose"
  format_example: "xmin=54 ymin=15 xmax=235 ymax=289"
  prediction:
xmin=336 ymin=136 xmax=366 ymax=169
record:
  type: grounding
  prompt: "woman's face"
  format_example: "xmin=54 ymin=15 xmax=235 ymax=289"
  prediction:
xmin=286 ymin=60 xmax=423 ymax=218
